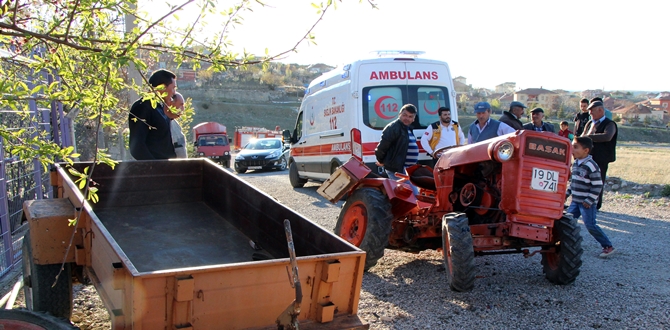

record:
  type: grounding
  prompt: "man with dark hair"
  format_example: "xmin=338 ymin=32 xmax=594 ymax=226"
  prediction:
xmin=523 ymin=107 xmax=555 ymax=132
xmin=128 ymin=69 xmax=178 ymax=160
xmin=422 ymin=107 xmax=464 ymax=163
xmin=574 ymin=98 xmax=591 ymax=136
xmin=499 ymin=101 xmax=526 ymax=130
xmin=468 ymin=102 xmax=515 ymax=144
xmin=581 ymin=100 xmax=618 ymax=210
xmin=375 ymin=104 xmax=419 ymax=193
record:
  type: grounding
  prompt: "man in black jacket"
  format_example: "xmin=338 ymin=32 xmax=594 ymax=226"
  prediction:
xmin=499 ymin=101 xmax=526 ymax=130
xmin=375 ymin=104 xmax=419 ymax=192
xmin=128 ymin=69 xmax=178 ymax=160
xmin=523 ymin=108 xmax=555 ymax=133
xmin=581 ymin=100 xmax=618 ymax=210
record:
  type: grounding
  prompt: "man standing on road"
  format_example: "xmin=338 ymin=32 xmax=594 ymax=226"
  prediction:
xmin=581 ymin=100 xmax=618 ymax=210
xmin=128 ymin=69 xmax=178 ymax=160
xmin=590 ymin=97 xmax=613 ymax=120
xmin=499 ymin=101 xmax=526 ymax=130
xmin=523 ymin=107 xmax=555 ymax=133
xmin=574 ymin=98 xmax=591 ymax=136
xmin=168 ymin=92 xmax=188 ymax=159
xmin=468 ymin=102 xmax=515 ymax=144
xmin=375 ymin=104 xmax=419 ymax=193
xmin=422 ymin=107 xmax=465 ymax=164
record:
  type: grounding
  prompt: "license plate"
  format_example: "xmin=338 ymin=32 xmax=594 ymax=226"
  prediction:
xmin=248 ymin=166 xmax=262 ymax=170
xmin=531 ymin=168 xmax=559 ymax=192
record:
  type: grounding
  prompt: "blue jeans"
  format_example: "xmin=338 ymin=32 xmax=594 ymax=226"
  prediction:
xmin=385 ymin=169 xmax=419 ymax=195
xmin=567 ymin=201 xmax=612 ymax=248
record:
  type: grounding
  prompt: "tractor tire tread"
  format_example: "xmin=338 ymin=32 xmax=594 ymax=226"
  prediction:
xmin=335 ymin=188 xmax=393 ymax=270
xmin=443 ymin=213 xmax=476 ymax=292
xmin=542 ymin=215 xmax=584 ymax=284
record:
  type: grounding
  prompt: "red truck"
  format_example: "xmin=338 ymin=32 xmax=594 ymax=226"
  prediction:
xmin=193 ymin=122 xmax=232 ymax=167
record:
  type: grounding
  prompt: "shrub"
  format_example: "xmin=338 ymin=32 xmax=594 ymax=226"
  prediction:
xmin=662 ymin=184 xmax=670 ymax=197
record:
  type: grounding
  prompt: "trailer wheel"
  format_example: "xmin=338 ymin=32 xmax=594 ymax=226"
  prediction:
xmin=0 ymin=309 xmax=78 ymax=329
xmin=441 ymin=213 xmax=476 ymax=292
xmin=22 ymin=233 xmax=73 ymax=319
xmin=223 ymin=160 xmax=230 ymax=168
xmin=335 ymin=188 xmax=393 ymax=270
xmin=289 ymin=161 xmax=306 ymax=188
xmin=542 ymin=215 xmax=583 ymax=285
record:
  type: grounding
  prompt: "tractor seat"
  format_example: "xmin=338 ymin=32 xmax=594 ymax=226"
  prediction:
xmin=410 ymin=166 xmax=436 ymax=191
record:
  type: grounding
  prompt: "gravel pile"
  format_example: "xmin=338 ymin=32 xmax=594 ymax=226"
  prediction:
xmin=9 ymin=170 xmax=670 ymax=329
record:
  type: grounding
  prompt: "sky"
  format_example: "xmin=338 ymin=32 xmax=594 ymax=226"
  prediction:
xmin=144 ymin=0 xmax=669 ymax=92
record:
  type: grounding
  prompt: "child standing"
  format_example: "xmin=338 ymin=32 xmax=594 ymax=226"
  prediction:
xmin=558 ymin=121 xmax=574 ymax=140
xmin=566 ymin=136 xmax=616 ymax=258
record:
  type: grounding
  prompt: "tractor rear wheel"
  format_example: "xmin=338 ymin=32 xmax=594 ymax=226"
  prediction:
xmin=442 ymin=213 xmax=476 ymax=292
xmin=22 ymin=233 xmax=73 ymax=319
xmin=542 ymin=215 xmax=583 ymax=285
xmin=335 ymin=188 xmax=393 ymax=270
xmin=289 ymin=161 xmax=306 ymax=188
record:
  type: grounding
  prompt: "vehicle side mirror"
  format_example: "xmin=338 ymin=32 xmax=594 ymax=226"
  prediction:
xmin=283 ymin=129 xmax=295 ymax=144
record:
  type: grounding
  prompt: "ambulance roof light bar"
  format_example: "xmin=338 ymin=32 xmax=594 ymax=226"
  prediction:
xmin=371 ymin=50 xmax=426 ymax=58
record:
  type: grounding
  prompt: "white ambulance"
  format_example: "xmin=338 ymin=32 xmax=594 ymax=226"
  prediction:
xmin=284 ymin=51 xmax=459 ymax=188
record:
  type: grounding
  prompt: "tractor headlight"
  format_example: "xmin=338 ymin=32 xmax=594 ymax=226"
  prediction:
xmin=198 ymin=152 xmax=205 ymax=157
xmin=495 ymin=141 xmax=514 ymax=162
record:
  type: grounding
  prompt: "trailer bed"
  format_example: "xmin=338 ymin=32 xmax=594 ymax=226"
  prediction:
xmin=96 ymin=201 xmax=256 ymax=273
xmin=24 ymin=159 xmax=368 ymax=329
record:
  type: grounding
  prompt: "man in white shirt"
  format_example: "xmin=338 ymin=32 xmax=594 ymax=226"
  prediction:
xmin=422 ymin=107 xmax=465 ymax=164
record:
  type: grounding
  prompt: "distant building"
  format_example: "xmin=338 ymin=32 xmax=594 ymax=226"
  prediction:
xmin=612 ymin=103 xmax=665 ymax=123
xmin=649 ymin=92 xmax=670 ymax=111
xmin=495 ymin=82 xmax=516 ymax=94
xmin=454 ymin=76 xmax=467 ymax=85
xmin=514 ymin=88 xmax=558 ymax=110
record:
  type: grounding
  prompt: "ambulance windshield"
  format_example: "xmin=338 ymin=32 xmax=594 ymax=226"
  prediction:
xmin=362 ymin=86 xmax=450 ymax=129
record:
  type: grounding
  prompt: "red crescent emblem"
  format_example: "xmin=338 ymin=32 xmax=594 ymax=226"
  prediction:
xmin=424 ymin=101 xmax=441 ymax=115
xmin=374 ymin=96 xmax=396 ymax=120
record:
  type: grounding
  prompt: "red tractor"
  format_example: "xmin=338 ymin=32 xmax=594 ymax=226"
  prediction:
xmin=318 ymin=130 xmax=583 ymax=291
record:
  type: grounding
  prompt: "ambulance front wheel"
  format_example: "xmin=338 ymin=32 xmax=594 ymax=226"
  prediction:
xmin=289 ymin=161 xmax=307 ymax=188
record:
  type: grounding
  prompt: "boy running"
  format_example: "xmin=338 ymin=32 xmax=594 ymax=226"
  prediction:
xmin=566 ymin=136 xmax=615 ymax=258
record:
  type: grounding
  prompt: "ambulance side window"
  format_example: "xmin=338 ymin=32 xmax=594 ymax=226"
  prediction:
xmin=362 ymin=87 xmax=404 ymax=129
xmin=416 ymin=87 xmax=447 ymax=127
xmin=294 ymin=111 xmax=303 ymax=141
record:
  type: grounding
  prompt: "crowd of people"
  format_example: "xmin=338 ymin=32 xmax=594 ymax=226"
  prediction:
xmin=373 ymin=97 xmax=618 ymax=258
xmin=127 ymin=69 xmax=618 ymax=259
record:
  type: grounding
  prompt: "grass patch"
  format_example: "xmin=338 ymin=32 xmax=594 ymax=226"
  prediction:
xmin=613 ymin=193 xmax=635 ymax=200
xmin=608 ymin=147 xmax=670 ymax=185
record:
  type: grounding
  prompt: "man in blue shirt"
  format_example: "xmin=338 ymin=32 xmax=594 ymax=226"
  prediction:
xmin=468 ymin=102 xmax=515 ymax=144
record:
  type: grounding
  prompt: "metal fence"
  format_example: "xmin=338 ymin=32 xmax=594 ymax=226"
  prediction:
xmin=0 ymin=50 xmax=73 ymax=282
xmin=0 ymin=108 xmax=54 ymax=278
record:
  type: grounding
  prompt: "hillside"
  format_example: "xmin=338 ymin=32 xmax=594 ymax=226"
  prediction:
xmin=181 ymin=88 xmax=670 ymax=145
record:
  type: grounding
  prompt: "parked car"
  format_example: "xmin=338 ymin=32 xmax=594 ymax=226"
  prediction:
xmin=234 ymin=138 xmax=289 ymax=174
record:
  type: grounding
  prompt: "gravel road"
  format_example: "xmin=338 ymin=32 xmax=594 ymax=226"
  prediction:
xmin=10 ymin=168 xmax=670 ymax=329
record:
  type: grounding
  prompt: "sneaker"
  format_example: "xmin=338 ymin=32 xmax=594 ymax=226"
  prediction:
xmin=599 ymin=246 xmax=616 ymax=258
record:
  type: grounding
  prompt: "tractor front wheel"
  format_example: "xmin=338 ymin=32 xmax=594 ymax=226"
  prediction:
xmin=442 ymin=213 xmax=476 ymax=292
xmin=542 ymin=215 xmax=583 ymax=285
xmin=335 ymin=188 xmax=393 ymax=270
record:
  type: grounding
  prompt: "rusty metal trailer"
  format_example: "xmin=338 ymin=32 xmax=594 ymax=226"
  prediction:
xmin=21 ymin=159 xmax=367 ymax=329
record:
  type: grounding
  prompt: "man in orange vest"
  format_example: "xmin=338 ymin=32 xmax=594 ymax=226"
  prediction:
xmin=422 ymin=107 xmax=465 ymax=166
